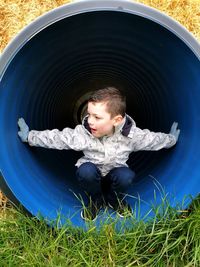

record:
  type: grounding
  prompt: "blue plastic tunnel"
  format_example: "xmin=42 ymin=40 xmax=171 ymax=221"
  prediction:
xmin=0 ymin=0 xmax=200 ymax=228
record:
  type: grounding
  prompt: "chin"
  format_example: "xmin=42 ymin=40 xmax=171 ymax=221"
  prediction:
xmin=92 ymin=132 xmax=102 ymax=138
xmin=93 ymin=133 xmax=101 ymax=138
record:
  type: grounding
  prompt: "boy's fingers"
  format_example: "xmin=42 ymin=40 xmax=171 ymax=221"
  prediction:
xmin=18 ymin=118 xmax=24 ymax=126
xmin=18 ymin=118 xmax=28 ymax=130
xmin=171 ymin=122 xmax=178 ymax=132
xmin=18 ymin=131 xmax=22 ymax=138
xmin=18 ymin=118 xmax=24 ymax=122
xmin=173 ymin=122 xmax=178 ymax=130
xmin=170 ymin=123 xmax=175 ymax=132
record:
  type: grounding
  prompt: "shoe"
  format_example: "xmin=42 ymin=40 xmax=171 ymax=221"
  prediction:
xmin=108 ymin=199 xmax=132 ymax=218
xmin=81 ymin=199 xmax=102 ymax=221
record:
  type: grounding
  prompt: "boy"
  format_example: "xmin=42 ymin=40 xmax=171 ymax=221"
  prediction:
xmin=18 ymin=87 xmax=180 ymax=221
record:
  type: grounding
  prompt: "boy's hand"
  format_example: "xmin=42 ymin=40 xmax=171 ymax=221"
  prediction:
xmin=18 ymin=118 xmax=29 ymax=142
xmin=170 ymin=122 xmax=180 ymax=142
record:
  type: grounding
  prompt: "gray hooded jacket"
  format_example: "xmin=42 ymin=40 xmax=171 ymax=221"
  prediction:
xmin=28 ymin=114 xmax=176 ymax=176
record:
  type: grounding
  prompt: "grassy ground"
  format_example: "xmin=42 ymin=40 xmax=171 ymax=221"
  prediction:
xmin=0 ymin=198 xmax=200 ymax=267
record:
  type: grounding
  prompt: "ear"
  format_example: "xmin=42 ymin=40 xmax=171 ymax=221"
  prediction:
xmin=113 ymin=115 xmax=123 ymax=126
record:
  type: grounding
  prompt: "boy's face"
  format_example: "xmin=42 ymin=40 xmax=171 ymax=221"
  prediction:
xmin=87 ymin=101 xmax=123 ymax=138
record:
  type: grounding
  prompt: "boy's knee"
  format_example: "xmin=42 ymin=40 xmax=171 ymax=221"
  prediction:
xmin=110 ymin=167 xmax=135 ymax=189
xmin=123 ymin=168 xmax=135 ymax=183
xmin=76 ymin=162 xmax=100 ymax=183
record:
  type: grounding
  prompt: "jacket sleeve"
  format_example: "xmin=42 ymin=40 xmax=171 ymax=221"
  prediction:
xmin=27 ymin=125 xmax=87 ymax=151
xmin=131 ymin=126 xmax=177 ymax=151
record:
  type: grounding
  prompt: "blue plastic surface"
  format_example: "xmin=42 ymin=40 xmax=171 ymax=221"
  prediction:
xmin=0 ymin=1 xmax=200 ymax=228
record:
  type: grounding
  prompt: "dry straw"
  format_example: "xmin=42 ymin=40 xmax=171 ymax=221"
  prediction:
xmin=0 ymin=0 xmax=199 ymax=207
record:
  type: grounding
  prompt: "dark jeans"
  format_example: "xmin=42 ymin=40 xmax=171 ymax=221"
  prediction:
xmin=76 ymin=162 xmax=135 ymax=205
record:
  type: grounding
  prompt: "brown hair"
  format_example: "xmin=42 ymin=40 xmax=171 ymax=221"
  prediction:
xmin=88 ymin=87 xmax=126 ymax=118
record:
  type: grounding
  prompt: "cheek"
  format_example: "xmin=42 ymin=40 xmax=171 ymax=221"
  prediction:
xmin=97 ymin=121 xmax=112 ymax=131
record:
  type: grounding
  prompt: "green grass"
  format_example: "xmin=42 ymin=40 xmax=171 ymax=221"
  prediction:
xmin=0 ymin=197 xmax=200 ymax=267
